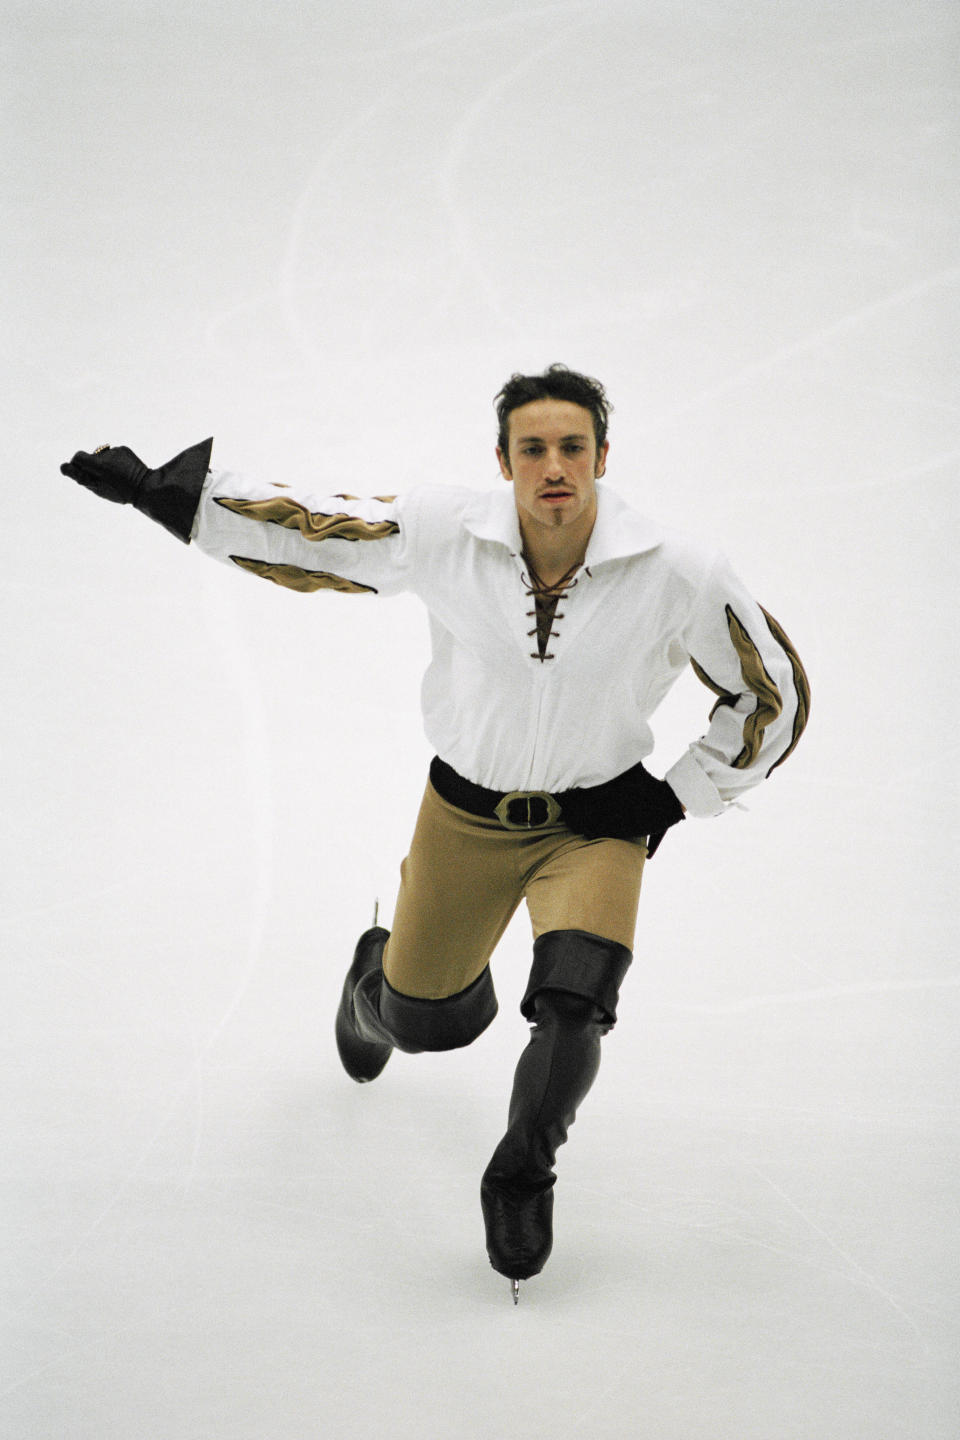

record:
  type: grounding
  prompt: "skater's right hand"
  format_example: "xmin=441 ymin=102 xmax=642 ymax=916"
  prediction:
xmin=60 ymin=445 xmax=151 ymax=506
xmin=60 ymin=436 xmax=212 ymax=542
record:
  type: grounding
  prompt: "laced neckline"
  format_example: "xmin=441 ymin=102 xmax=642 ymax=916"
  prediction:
xmin=520 ymin=555 xmax=584 ymax=661
xmin=520 ymin=556 xmax=583 ymax=596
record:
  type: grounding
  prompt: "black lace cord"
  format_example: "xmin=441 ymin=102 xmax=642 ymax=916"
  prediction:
xmin=521 ymin=567 xmax=580 ymax=662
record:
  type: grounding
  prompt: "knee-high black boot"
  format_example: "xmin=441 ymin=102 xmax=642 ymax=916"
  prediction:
xmin=481 ymin=930 xmax=632 ymax=1281
xmin=335 ymin=926 xmax=394 ymax=1082
xmin=335 ymin=926 xmax=499 ymax=1083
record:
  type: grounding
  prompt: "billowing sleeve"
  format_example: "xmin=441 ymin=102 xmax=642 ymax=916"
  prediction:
xmin=190 ymin=468 xmax=415 ymax=597
xmin=664 ymin=553 xmax=810 ymax=816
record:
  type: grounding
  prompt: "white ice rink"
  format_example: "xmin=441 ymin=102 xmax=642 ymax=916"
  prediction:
xmin=4 ymin=2 xmax=958 ymax=1436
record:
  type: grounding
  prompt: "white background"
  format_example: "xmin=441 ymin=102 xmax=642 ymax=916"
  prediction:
xmin=3 ymin=2 xmax=957 ymax=1436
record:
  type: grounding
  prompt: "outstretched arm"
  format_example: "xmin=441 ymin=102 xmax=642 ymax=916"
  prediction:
xmin=194 ymin=467 xmax=412 ymax=596
xmin=61 ymin=441 xmax=414 ymax=596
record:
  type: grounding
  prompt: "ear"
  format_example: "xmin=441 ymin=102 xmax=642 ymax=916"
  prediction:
xmin=496 ymin=446 xmax=513 ymax=482
xmin=595 ymin=441 xmax=610 ymax=479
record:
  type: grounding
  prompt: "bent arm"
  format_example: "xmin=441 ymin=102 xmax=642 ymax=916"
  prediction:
xmin=665 ymin=554 xmax=811 ymax=816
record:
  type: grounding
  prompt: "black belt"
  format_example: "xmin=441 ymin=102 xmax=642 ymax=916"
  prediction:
xmin=429 ymin=756 xmax=566 ymax=831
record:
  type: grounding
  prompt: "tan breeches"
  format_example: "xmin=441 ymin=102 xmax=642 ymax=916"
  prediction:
xmin=382 ymin=781 xmax=648 ymax=999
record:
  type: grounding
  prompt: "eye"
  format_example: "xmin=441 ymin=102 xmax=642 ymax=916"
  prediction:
xmin=563 ymin=443 xmax=585 ymax=454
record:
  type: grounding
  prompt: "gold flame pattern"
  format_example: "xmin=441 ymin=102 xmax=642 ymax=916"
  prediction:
xmin=229 ymin=556 xmax=378 ymax=594
xmin=689 ymin=604 xmax=808 ymax=772
xmin=215 ymin=494 xmax=399 ymax=543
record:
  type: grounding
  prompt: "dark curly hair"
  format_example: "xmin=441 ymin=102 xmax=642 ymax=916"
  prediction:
xmin=494 ymin=363 xmax=612 ymax=460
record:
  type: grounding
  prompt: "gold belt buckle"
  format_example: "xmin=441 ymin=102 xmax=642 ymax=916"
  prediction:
xmin=494 ymin=790 xmax=563 ymax=831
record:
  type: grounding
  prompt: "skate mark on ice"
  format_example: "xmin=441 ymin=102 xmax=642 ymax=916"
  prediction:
xmin=277 ymin=83 xmax=408 ymax=374
xmin=815 ymin=20 xmax=960 ymax=58
xmin=276 ymin=3 xmax=597 ymax=367
xmin=287 ymin=0 xmax=590 ymax=66
xmin=17 ymin=576 xmax=274 ymax=1302
xmin=583 ymin=1166 xmax=930 ymax=1350
xmin=800 ymin=743 xmax=960 ymax=792
xmin=436 ymin=6 xmax=596 ymax=332
xmin=746 ymin=1163 xmax=928 ymax=1348
xmin=0 ymin=1323 xmax=153 ymax=1403
xmin=636 ymin=265 xmax=960 ymax=436
xmin=847 ymin=383 xmax=960 ymax=420
xmin=649 ymin=973 xmax=960 ymax=1017
xmin=195 ymin=569 xmax=273 ymax=1053
xmin=202 ymin=2 xmax=594 ymax=372
xmin=575 ymin=1175 xmax=937 ymax=1333
xmin=733 ymin=448 xmax=960 ymax=502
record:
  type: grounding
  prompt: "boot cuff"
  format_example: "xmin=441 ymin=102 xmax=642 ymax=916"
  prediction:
xmin=380 ymin=966 xmax=499 ymax=1052
xmin=522 ymin=930 xmax=633 ymax=1026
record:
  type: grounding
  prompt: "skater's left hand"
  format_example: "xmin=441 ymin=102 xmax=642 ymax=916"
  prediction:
xmin=560 ymin=761 xmax=685 ymax=853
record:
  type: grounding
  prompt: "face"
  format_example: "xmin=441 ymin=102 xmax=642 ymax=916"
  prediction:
xmin=497 ymin=398 xmax=608 ymax=545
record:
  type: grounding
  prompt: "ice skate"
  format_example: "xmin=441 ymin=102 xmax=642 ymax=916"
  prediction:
xmin=480 ymin=1173 xmax=555 ymax=1281
xmin=335 ymin=924 xmax=393 ymax=1082
xmin=481 ymin=932 xmax=634 ymax=1287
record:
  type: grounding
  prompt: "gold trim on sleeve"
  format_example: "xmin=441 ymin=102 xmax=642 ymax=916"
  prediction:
xmin=215 ymin=494 xmax=399 ymax=543
xmin=689 ymin=658 xmax=739 ymax=720
xmin=691 ymin=607 xmax=809 ymax=775
xmin=724 ymin=606 xmax=783 ymax=770
xmin=759 ymin=606 xmax=811 ymax=774
xmin=229 ymin=556 xmax=378 ymax=593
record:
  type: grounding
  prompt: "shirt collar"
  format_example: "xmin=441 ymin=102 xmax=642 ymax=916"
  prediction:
xmin=461 ymin=486 xmax=524 ymax=552
xmin=461 ymin=483 xmax=662 ymax=564
xmin=584 ymin=484 xmax=663 ymax=565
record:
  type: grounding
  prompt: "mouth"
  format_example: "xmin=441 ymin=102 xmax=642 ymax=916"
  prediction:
xmin=539 ymin=490 xmax=573 ymax=504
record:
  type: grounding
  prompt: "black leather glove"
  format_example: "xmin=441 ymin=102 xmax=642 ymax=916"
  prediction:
xmin=560 ymin=760 xmax=685 ymax=856
xmin=61 ymin=437 xmax=213 ymax=542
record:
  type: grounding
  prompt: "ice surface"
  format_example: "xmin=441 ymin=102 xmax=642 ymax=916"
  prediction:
xmin=3 ymin=2 xmax=957 ymax=1436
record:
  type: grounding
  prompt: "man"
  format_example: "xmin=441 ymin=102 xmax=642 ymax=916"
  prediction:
xmin=61 ymin=363 xmax=809 ymax=1301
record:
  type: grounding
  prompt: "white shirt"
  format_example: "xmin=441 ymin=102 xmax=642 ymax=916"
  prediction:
xmin=192 ymin=473 xmax=809 ymax=818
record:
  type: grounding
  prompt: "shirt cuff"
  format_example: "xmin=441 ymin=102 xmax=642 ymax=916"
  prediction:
xmin=664 ymin=751 xmax=727 ymax=818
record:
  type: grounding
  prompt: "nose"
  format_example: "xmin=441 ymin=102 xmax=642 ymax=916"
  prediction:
xmin=543 ymin=449 xmax=565 ymax=481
